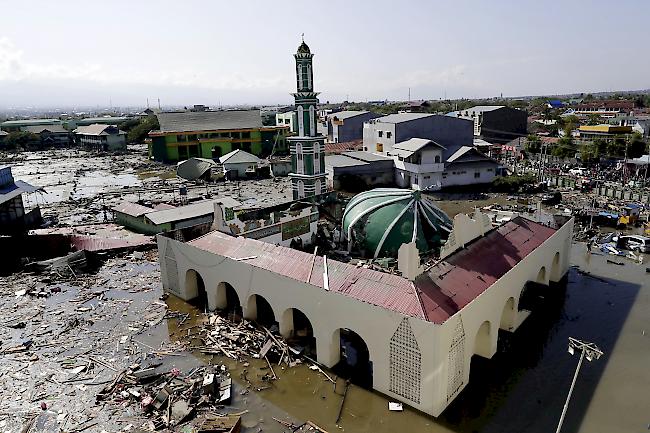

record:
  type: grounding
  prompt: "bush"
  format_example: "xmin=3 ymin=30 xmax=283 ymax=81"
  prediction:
xmin=491 ymin=173 xmax=537 ymax=193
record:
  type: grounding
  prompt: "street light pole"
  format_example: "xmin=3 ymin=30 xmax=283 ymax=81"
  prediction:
xmin=555 ymin=337 xmax=604 ymax=433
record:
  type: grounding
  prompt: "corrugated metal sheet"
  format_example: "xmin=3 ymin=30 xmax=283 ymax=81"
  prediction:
xmin=112 ymin=201 xmax=154 ymax=218
xmin=189 ymin=231 xmax=428 ymax=320
xmin=188 ymin=216 xmax=558 ymax=324
xmin=416 ymin=217 xmax=557 ymax=323
xmin=70 ymin=234 xmax=154 ymax=252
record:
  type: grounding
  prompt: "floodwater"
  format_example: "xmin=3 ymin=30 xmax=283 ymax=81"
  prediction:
xmin=162 ymin=244 xmax=649 ymax=433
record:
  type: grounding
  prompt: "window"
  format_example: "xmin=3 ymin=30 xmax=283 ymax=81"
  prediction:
xmin=378 ymin=130 xmax=383 ymax=138
xmin=474 ymin=172 xmax=481 ymax=178
xmin=376 ymin=143 xmax=383 ymax=152
xmin=387 ymin=131 xmax=392 ymax=138
xmin=487 ymin=168 xmax=493 ymax=172
xmin=435 ymin=155 xmax=441 ymax=163
xmin=177 ymin=135 xmax=187 ymax=142
xmin=241 ymin=131 xmax=251 ymax=139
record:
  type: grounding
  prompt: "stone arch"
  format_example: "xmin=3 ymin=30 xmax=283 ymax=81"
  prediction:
xmin=550 ymin=252 xmax=561 ymax=282
xmin=280 ymin=308 xmax=316 ymax=356
xmin=331 ymin=327 xmax=373 ymax=388
xmin=536 ymin=266 xmax=547 ymax=284
xmin=245 ymin=294 xmax=277 ymax=329
xmin=185 ymin=269 xmax=207 ymax=309
xmin=216 ymin=282 xmax=242 ymax=318
xmin=473 ymin=320 xmax=492 ymax=358
xmin=499 ymin=297 xmax=516 ymax=331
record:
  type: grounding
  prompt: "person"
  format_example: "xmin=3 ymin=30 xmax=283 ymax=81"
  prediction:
xmin=587 ymin=239 xmax=593 ymax=253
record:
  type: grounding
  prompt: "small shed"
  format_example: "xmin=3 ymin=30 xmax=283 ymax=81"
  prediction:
xmin=219 ymin=150 xmax=260 ymax=178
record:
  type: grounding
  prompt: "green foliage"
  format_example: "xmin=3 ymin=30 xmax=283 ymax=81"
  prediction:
xmin=579 ymin=141 xmax=599 ymax=161
xmin=524 ymin=135 xmax=541 ymax=154
xmin=606 ymin=138 xmax=625 ymax=157
xmin=552 ymin=137 xmax=576 ymax=158
xmin=628 ymin=132 xmax=647 ymax=159
xmin=123 ymin=116 xmax=160 ymax=144
xmin=118 ymin=118 xmax=142 ymax=132
xmin=4 ymin=131 xmax=38 ymax=150
xmin=586 ymin=114 xmax=601 ymax=126
xmin=492 ymin=173 xmax=537 ymax=193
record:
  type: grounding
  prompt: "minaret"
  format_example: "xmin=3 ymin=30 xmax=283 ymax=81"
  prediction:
xmin=288 ymin=38 xmax=326 ymax=200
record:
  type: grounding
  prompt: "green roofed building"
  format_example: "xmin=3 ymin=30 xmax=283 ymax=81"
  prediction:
xmin=342 ymin=188 xmax=452 ymax=259
xmin=148 ymin=110 xmax=289 ymax=163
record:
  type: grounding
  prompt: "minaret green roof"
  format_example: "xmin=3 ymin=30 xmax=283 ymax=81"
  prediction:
xmin=297 ymin=41 xmax=311 ymax=54
xmin=342 ymin=188 xmax=453 ymax=259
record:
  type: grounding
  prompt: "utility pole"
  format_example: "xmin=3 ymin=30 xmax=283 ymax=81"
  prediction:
xmin=555 ymin=337 xmax=604 ymax=433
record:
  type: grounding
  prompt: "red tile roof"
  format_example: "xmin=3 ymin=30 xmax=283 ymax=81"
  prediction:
xmin=187 ymin=216 xmax=557 ymax=324
xmin=325 ymin=140 xmax=363 ymax=154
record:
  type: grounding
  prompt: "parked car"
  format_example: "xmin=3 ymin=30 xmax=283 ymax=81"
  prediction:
xmin=616 ymin=235 xmax=650 ymax=253
xmin=569 ymin=167 xmax=588 ymax=176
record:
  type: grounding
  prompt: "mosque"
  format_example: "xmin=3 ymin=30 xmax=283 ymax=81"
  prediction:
xmin=156 ymin=40 xmax=574 ymax=417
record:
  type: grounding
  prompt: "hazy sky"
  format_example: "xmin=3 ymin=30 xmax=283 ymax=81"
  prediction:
xmin=1 ymin=0 xmax=649 ymax=108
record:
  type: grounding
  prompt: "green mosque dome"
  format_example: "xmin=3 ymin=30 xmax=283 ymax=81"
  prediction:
xmin=342 ymin=188 xmax=453 ymax=259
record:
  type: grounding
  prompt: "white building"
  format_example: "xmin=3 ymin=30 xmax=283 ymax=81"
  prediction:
xmin=441 ymin=146 xmax=498 ymax=187
xmin=219 ymin=149 xmax=260 ymax=178
xmin=156 ymin=210 xmax=573 ymax=418
xmin=276 ymin=111 xmax=296 ymax=131
xmin=387 ymin=138 xmax=445 ymax=190
xmin=74 ymin=124 xmax=126 ymax=151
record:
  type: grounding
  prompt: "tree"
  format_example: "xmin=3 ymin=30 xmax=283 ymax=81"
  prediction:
xmin=552 ymin=137 xmax=576 ymax=158
xmin=4 ymin=131 xmax=38 ymax=150
xmin=579 ymin=141 xmax=599 ymax=162
xmin=123 ymin=116 xmax=160 ymax=144
xmin=524 ymin=135 xmax=541 ymax=154
xmin=586 ymin=114 xmax=601 ymax=126
xmin=628 ymin=132 xmax=647 ymax=159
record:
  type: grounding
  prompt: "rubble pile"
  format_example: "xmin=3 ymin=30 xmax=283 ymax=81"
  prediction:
xmin=97 ymin=363 xmax=234 ymax=430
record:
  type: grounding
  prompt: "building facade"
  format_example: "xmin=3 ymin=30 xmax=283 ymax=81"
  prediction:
xmin=74 ymin=124 xmax=127 ymax=151
xmin=156 ymin=211 xmax=573 ymax=417
xmin=148 ymin=110 xmax=289 ymax=163
xmin=22 ymin=125 xmax=70 ymax=146
xmin=448 ymin=106 xmax=528 ymax=145
xmin=363 ymin=113 xmax=473 ymax=160
xmin=388 ymin=138 xmax=446 ymax=190
xmin=287 ymin=40 xmax=327 ymax=200
xmin=327 ymin=110 xmax=382 ymax=143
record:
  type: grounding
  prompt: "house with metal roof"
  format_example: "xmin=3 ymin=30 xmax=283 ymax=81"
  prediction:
xmin=442 ymin=146 xmax=499 ymax=187
xmin=74 ymin=124 xmax=126 ymax=151
xmin=21 ymin=125 xmax=70 ymax=147
xmin=156 ymin=206 xmax=574 ymax=418
xmin=219 ymin=149 xmax=261 ymax=178
xmin=387 ymin=138 xmax=446 ymax=190
xmin=0 ymin=165 xmax=43 ymax=235
xmin=148 ymin=110 xmax=289 ymax=163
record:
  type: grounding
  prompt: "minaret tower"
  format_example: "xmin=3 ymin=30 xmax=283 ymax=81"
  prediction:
xmin=288 ymin=37 xmax=326 ymax=200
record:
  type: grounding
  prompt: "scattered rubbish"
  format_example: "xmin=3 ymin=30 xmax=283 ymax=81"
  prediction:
xmin=198 ymin=414 xmax=242 ymax=433
xmin=389 ymin=402 xmax=404 ymax=411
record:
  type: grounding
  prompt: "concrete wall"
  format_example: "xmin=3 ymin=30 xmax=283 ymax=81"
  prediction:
xmin=156 ymin=216 xmax=573 ymax=417
xmin=363 ymin=116 xmax=473 ymax=159
xmin=331 ymin=112 xmax=382 ymax=143
xmin=442 ymin=161 xmax=498 ymax=187
xmin=439 ymin=217 xmax=573 ymax=408
xmin=481 ymin=108 xmax=528 ymax=144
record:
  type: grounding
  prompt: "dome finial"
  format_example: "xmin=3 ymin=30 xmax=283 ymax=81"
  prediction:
xmin=297 ymin=36 xmax=311 ymax=54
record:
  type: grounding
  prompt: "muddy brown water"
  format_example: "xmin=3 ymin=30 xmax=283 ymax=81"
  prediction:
xmin=2 ymin=244 xmax=647 ymax=432
xmin=159 ymin=243 xmax=650 ymax=433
